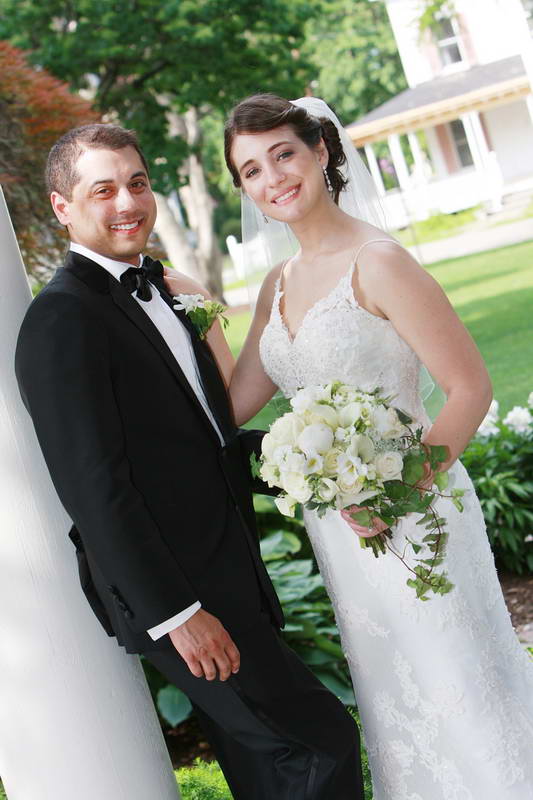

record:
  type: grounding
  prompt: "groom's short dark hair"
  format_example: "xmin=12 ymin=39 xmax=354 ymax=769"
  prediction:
xmin=45 ymin=124 xmax=150 ymax=200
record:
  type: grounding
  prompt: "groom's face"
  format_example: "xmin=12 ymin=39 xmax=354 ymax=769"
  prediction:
xmin=51 ymin=145 xmax=157 ymax=265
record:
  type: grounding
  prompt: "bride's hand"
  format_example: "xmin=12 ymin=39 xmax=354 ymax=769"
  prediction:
xmin=163 ymin=266 xmax=183 ymax=296
xmin=341 ymin=505 xmax=389 ymax=538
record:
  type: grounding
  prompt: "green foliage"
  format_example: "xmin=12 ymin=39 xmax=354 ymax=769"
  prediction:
xmin=418 ymin=1 xmax=457 ymax=34
xmin=462 ymin=425 xmax=533 ymax=575
xmin=0 ymin=0 xmax=318 ymax=195
xmin=257 ymin=508 xmax=355 ymax=704
xmin=303 ymin=0 xmax=407 ymax=124
xmin=158 ymin=684 xmax=193 ymax=727
xmin=176 ymin=759 xmax=232 ymax=799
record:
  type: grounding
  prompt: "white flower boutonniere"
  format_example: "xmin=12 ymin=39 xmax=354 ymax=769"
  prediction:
xmin=173 ymin=293 xmax=229 ymax=339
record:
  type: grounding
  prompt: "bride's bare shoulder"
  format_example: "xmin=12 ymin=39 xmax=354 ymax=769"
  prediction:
xmin=255 ymin=262 xmax=285 ymax=317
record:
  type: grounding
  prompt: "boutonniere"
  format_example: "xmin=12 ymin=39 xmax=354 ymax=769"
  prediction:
xmin=173 ymin=293 xmax=229 ymax=339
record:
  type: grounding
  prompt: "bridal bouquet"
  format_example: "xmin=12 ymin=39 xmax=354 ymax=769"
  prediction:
xmin=251 ymin=381 xmax=465 ymax=601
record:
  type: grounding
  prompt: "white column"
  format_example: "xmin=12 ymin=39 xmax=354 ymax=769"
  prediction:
xmin=0 ymin=188 xmax=180 ymax=800
xmin=387 ymin=133 xmax=411 ymax=191
xmin=364 ymin=142 xmax=386 ymax=196
xmin=461 ymin=111 xmax=503 ymax=211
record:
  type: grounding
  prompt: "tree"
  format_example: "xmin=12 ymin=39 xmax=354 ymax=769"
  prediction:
xmin=303 ymin=0 xmax=407 ymax=125
xmin=0 ymin=0 xmax=318 ymax=296
xmin=0 ymin=41 xmax=99 ymax=280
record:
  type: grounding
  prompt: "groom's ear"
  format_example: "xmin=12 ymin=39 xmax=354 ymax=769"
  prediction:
xmin=50 ymin=192 xmax=70 ymax=227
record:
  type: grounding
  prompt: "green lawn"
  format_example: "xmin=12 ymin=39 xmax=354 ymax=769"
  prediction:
xmin=225 ymin=240 xmax=533 ymax=429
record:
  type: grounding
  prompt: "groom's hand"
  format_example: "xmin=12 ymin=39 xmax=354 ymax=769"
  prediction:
xmin=168 ymin=609 xmax=240 ymax=681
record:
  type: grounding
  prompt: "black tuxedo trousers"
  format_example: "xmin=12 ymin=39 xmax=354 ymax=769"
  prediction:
xmin=15 ymin=252 xmax=364 ymax=799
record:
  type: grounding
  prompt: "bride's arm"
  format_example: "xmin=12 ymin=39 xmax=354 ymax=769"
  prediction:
xmin=163 ymin=269 xmax=234 ymax=387
xmin=356 ymin=241 xmax=492 ymax=473
xmin=229 ymin=268 xmax=280 ymax=425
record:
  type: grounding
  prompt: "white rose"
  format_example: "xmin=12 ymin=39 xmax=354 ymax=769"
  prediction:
xmin=272 ymin=444 xmax=294 ymax=467
xmin=290 ymin=386 xmax=321 ymax=414
xmin=279 ymin=451 xmax=307 ymax=474
xmin=338 ymin=402 xmax=363 ymax=428
xmin=305 ymin=403 xmax=339 ymax=429
xmin=316 ymin=478 xmax=338 ymax=503
xmin=334 ymin=426 xmax=350 ymax=443
xmin=323 ymin=448 xmax=342 ymax=476
xmin=282 ymin=472 xmax=313 ymax=503
xmin=297 ymin=423 xmax=334 ymax=456
xmin=275 ymin=494 xmax=297 ymax=517
xmin=375 ymin=450 xmax=404 ymax=481
xmin=347 ymin=433 xmax=375 ymax=463
xmin=270 ymin=413 xmax=305 ymax=445
xmin=260 ymin=463 xmax=280 ymax=487
xmin=261 ymin=433 xmax=278 ymax=460
xmin=372 ymin=405 xmax=406 ymax=439
xmin=503 ymin=406 xmax=533 ymax=436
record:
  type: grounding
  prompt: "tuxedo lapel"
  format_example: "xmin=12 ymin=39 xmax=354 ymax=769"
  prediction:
xmin=64 ymin=252 xmax=222 ymax=447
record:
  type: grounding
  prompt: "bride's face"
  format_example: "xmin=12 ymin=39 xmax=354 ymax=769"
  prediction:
xmin=231 ymin=124 xmax=329 ymax=223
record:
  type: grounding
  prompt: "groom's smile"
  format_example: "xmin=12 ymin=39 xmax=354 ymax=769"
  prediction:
xmin=51 ymin=145 xmax=157 ymax=265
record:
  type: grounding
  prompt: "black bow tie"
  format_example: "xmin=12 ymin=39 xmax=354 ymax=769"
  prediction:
xmin=119 ymin=256 xmax=165 ymax=301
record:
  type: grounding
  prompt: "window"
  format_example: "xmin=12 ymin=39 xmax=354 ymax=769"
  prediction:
xmin=434 ymin=16 xmax=463 ymax=67
xmin=449 ymin=120 xmax=473 ymax=168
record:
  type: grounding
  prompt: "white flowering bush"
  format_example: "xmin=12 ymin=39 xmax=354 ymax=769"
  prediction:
xmin=252 ymin=382 xmax=465 ymax=600
xmin=467 ymin=391 xmax=533 ymax=574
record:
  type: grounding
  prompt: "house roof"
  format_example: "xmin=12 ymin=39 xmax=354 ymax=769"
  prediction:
xmin=347 ymin=55 xmax=531 ymax=146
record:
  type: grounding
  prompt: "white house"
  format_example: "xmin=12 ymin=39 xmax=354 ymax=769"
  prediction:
xmin=348 ymin=0 xmax=533 ymax=227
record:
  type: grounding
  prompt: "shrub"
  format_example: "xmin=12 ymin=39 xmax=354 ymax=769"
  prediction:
xmin=464 ymin=397 xmax=533 ymax=574
xmin=176 ymin=759 xmax=232 ymax=799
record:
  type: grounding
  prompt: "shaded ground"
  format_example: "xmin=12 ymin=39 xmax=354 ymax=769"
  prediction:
xmin=164 ymin=572 xmax=533 ymax=769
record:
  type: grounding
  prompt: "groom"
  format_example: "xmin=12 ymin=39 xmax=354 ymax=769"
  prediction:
xmin=15 ymin=123 xmax=363 ymax=799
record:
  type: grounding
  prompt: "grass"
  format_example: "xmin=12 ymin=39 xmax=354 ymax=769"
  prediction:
xmin=393 ymin=205 xmax=481 ymax=246
xmin=225 ymin=239 xmax=533 ymax=430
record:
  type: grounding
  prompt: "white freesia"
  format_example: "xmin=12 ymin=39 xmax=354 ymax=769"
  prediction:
xmin=305 ymin=402 xmax=339 ymax=429
xmin=338 ymin=402 xmax=363 ymax=428
xmin=305 ymin=452 xmax=324 ymax=475
xmin=173 ymin=293 xmax=205 ymax=313
xmin=269 ymin=412 xmax=305 ymax=445
xmin=375 ymin=451 xmax=404 ymax=481
xmin=373 ymin=405 xmax=406 ymax=439
xmin=316 ymin=478 xmax=338 ymax=503
xmin=347 ymin=433 xmax=375 ymax=463
xmin=282 ymin=472 xmax=313 ymax=503
xmin=297 ymin=423 xmax=334 ymax=456
xmin=275 ymin=495 xmax=297 ymax=517
xmin=503 ymin=405 xmax=532 ymax=435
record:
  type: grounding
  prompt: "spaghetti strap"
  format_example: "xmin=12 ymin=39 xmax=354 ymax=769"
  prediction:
xmin=349 ymin=237 xmax=400 ymax=277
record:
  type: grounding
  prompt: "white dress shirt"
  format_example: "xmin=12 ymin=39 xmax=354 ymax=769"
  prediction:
xmin=70 ymin=243 xmax=224 ymax=638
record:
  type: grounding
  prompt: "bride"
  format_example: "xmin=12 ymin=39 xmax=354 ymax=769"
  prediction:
xmin=169 ymin=94 xmax=533 ymax=798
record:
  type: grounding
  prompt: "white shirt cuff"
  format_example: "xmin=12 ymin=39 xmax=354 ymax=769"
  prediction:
xmin=147 ymin=601 xmax=201 ymax=641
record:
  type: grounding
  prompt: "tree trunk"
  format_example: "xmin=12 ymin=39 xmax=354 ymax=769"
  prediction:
xmin=153 ymin=191 xmax=202 ymax=281
xmin=166 ymin=105 xmax=225 ymax=300
xmin=0 ymin=188 xmax=181 ymax=800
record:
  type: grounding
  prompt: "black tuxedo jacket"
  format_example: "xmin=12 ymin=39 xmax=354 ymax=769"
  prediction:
xmin=15 ymin=251 xmax=283 ymax=653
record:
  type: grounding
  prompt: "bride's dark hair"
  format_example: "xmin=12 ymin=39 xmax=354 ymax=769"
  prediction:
xmin=224 ymin=94 xmax=348 ymax=204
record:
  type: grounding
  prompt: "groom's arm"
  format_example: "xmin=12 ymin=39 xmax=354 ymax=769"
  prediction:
xmin=15 ymin=291 xmax=198 ymax=634
xmin=236 ymin=428 xmax=280 ymax=497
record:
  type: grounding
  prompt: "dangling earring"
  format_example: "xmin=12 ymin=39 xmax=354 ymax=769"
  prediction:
xmin=323 ymin=166 xmax=333 ymax=194
xmin=263 ymin=213 xmax=269 ymax=224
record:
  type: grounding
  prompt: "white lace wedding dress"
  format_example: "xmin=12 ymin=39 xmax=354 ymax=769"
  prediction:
xmin=259 ymin=240 xmax=533 ymax=800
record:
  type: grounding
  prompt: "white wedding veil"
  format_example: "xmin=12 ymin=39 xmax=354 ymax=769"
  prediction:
xmin=237 ymin=95 xmax=437 ymax=409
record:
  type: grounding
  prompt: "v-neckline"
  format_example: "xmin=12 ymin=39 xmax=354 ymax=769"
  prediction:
xmin=276 ymin=261 xmax=354 ymax=344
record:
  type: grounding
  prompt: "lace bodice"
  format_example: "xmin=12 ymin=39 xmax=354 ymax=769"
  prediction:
xmin=259 ymin=240 xmax=430 ymax=429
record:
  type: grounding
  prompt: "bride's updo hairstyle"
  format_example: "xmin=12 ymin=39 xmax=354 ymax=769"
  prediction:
xmin=224 ymin=94 xmax=348 ymax=204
